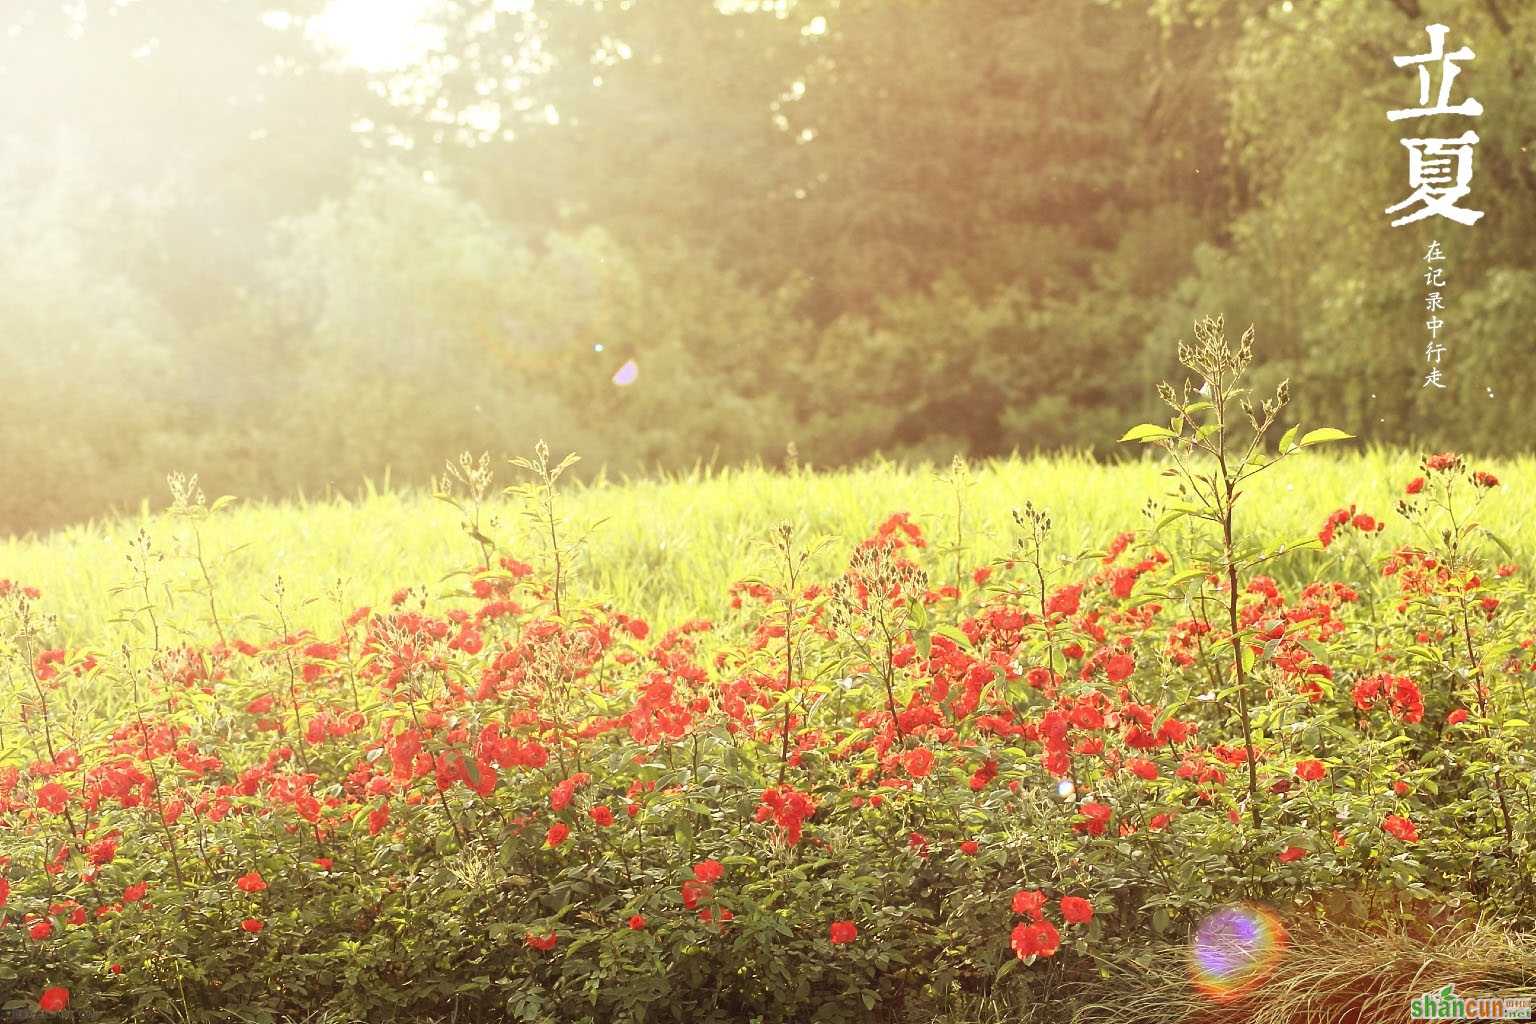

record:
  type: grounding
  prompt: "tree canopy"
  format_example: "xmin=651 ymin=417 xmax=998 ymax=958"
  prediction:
xmin=2 ymin=0 xmax=1532 ymax=533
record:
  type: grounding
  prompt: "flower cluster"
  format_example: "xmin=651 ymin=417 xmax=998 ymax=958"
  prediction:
xmin=0 ymin=454 xmax=1527 ymax=1022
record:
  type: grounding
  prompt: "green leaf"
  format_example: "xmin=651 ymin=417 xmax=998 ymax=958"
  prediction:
xmin=1277 ymin=424 xmax=1300 ymax=453
xmin=1297 ymin=427 xmax=1355 ymax=448
xmin=1481 ymin=527 xmax=1517 ymax=562
xmin=1164 ymin=567 xmax=1207 ymax=587
xmin=932 ymin=624 xmax=971 ymax=649
xmin=209 ymin=495 xmax=239 ymax=514
xmin=1118 ymin=423 xmax=1179 ymax=443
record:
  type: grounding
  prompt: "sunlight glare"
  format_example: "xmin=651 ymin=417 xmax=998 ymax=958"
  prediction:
xmin=308 ymin=0 xmax=442 ymax=72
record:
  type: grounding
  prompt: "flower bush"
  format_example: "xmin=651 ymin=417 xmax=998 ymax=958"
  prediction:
xmin=1 ymin=321 xmax=1532 ymax=1023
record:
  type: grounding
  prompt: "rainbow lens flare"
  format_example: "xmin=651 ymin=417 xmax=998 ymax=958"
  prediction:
xmin=1188 ymin=904 xmax=1288 ymax=1001
xmin=612 ymin=359 xmax=639 ymax=386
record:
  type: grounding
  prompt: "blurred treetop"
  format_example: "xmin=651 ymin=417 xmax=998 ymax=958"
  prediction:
xmin=0 ymin=0 xmax=1531 ymax=533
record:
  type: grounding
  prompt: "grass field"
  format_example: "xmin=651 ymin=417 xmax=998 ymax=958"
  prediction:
xmin=6 ymin=447 xmax=1530 ymax=644
xmin=6 ymin=445 xmax=1536 ymax=1023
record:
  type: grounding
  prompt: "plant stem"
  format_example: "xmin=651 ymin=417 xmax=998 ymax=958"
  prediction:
xmin=1215 ymin=387 xmax=1261 ymax=828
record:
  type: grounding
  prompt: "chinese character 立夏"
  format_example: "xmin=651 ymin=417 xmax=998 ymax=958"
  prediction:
xmin=1387 ymin=24 xmax=1483 ymax=122
xmin=1388 ymin=131 xmax=1483 ymax=226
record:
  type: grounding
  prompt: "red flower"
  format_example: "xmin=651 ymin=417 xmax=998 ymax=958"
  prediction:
xmin=1011 ymin=919 xmax=1061 ymax=960
xmin=123 ymin=882 xmax=149 ymax=903
xmin=0 ymin=877 xmax=9 ymax=908
xmin=36 ymin=782 xmax=69 ymax=815
xmin=755 ymin=784 xmax=816 ymax=846
xmin=627 ymin=914 xmax=646 ymax=930
xmin=692 ymin=859 xmax=724 ymax=883
xmin=1382 ymin=814 xmax=1419 ymax=843
xmin=1294 ymin=759 xmax=1326 ymax=782
xmin=85 ymin=836 xmax=118 ymax=865
xmin=969 ymin=760 xmax=998 ymax=791
xmin=1075 ymin=802 xmax=1112 ymax=836
xmin=1277 ymin=846 xmax=1309 ymax=863
xmin=959 ymin=840 xmax=980 ymax=856
xmin=1012 ymin=889 xmax=1047 ymax=919
xmin=1352 ymin=674 xmax=1423 ymax=724
xmin=1127 ymin=758 xmax=1158 ymax=781
xmin=1446 ymin=708 xmax=1469 ymax=725
xmin=1105 ymin=653 xmax=1135 ymax=682
xmin=903 ymin=747 xmax=934 ymax=778
xmin=1009 ymin=921 xmax=1034 ymax=959
xmin=241 ymin=918 xmax=264 ymax=933
xmin=525 ymin=931 xmax=558 ymax=951
xmin=829 ymin=920 xmax=858 ymax=944
xmin=681 ymin=879 xmax=711 ymax=909
xmin=1425 ymin=453 xmax=1460 ymax=472
xmin=38 ymin=988 xmax=70 ymax=1014
xmin=1405 ymin=477 xmax=1425 ymax=494
xmin=546 ymin=823 xmax=570 ymax=847
xmin=235 ymin=870 xmax=267 ymax=893
xmin=1046 ymin=584 xmax=1083 ymax=617
xmin=589 ymin=805 xmax=615 ymax=827
xmin=1474 ymin=471 xmax=1499 ymax=488
xmin=29 ymin=920 xmax=53 ymax=941
xmin=1060 ymin=895 xmax=1094 ymax=925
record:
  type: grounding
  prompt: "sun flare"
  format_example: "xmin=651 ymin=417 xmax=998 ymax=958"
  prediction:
xmin=307 ymin=0 xmax=440 ymax=72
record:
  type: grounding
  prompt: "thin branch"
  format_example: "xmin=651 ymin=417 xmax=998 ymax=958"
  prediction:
xmin=1481 ymin=0 xmax=1512 ymax=37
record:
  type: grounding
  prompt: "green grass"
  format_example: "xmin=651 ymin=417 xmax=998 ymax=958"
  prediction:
xmin=5 ymin=449 xmax=1531 ymax=646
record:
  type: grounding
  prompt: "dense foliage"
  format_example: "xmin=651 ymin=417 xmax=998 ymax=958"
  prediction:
xmin=3 ymin=330 xmax=1532 ymax=1022
xmin=4 ymin=0 xmax=1534 ymax=533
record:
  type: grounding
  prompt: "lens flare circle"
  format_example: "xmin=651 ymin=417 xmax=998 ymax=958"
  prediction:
xmin=1188 ymin=904 xmax=1287 ymax=1001
xmin=612 ymin=359 xmax=639 ymax=387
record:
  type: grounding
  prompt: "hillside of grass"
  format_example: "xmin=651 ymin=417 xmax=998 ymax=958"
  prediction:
xmin=6 ymin=449 xmax=1530 ymax=645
